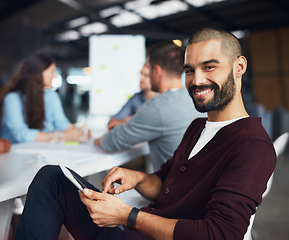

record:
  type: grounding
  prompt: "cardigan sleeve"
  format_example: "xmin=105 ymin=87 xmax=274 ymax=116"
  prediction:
xmin=173 ymin=137 xmax=276 ymax=240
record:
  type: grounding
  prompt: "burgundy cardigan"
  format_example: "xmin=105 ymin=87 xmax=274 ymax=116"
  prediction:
xmin=126 ymin=117 xmax=276 ymax=240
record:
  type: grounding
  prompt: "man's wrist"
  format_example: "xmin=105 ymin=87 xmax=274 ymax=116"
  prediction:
xmin=136 ymin=171 xmax=146 ymax=183
xmin=127 ymin=207 xmax=140 ymax=230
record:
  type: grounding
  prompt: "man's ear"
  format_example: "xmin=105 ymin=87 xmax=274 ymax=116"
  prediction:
xmin=153 ymin=64 xmax=162 ymax=77
xmin=235 ymin=56 xmax=247 ymax=77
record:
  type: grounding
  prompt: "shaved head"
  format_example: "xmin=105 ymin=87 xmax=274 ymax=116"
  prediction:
xmin=188 ymin=28 xmax=242 ymax=62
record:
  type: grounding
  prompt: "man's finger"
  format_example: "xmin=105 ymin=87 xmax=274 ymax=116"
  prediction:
xmin=101 ymin=167 xmax=119 ymax=192
xmin=83 ymin=188 xmax=107 ymax=201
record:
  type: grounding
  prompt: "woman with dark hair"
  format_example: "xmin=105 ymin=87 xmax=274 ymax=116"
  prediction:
xmin=0 ymin=53 xmax=85 ymax=143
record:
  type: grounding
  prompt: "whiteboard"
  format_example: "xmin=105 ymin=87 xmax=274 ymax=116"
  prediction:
xmin=89 ymin=35 xmax=146 ymax=115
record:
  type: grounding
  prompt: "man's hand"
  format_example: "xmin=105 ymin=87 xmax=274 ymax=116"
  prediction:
xmin=0 ymin=138 xmax=11 ymax=153
xmin=93 ymin=136 xmax=103 ymax=146
xmin=101 ymin=166 xmax=146 ymax=195
xmin=107 ymin=116 xmax=132 ymax=131
xmin=80 ymin=189 xmax=177 ymax=240
xmin=79 ymin=188 xmax=132 ymax=228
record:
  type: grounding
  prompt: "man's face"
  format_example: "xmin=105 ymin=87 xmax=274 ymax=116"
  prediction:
xmin=147 ymin=61 xmax=159 ymax=92
xmin=184 ymin=40 xmax=236 ymax=113
xmin=139 ymin=64 xmax=151 ymax=91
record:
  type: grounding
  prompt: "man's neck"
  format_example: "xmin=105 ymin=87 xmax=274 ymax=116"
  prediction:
xmin=207 ymin=97 xmax=249 ymax=122
xmin=159 ymin=77 xmax=183 ymax=94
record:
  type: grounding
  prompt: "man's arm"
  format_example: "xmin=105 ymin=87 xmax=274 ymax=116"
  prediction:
xmin=107 ymin=116 xmax=132 ymax=131
xmin=80 ymin=189 xmax=177 ymax=240
xmin=101 ymin=166 xmax=162 ymax=200
xmin=135 ymin=211 xmax=177 ymax=240
xmin=79 ymin=166 xmax=175 ymax=239
xmin=111 ymin=92 xmax=145 ymax=121
xmin=97 ymin=99 xmax=163 ymax=152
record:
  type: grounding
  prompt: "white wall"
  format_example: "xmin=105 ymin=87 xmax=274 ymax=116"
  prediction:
xmin=89 ymin=35 xmax=146 ymax=122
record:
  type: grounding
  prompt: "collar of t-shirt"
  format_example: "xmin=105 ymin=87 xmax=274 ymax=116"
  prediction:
xmin=164 ymin=88 xmax=182 ymax=92
xmin=188 ymin=116 xmax=248 ymax=160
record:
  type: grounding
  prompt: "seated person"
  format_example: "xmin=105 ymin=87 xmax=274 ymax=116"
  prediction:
xmin=95 ymin=42 xmax=204 ymax=171
xmin=107 ymin=63 xmax=157 ymax=130
xmin=16 ymin=28 xmax=276 ymax=240
xmin=0 ymin=53 xmax=87 ymax=143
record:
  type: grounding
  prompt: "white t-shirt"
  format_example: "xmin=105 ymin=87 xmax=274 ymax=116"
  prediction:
xmin=188 ymin=117 xmax=248 ymax=160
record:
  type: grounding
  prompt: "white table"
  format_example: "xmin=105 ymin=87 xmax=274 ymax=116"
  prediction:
xmin=0 ymin=141 xmax=149 ymax=240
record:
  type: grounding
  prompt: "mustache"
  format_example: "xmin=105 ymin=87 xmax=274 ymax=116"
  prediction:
xmin=188 ymin=84 xmax=218 ymax=92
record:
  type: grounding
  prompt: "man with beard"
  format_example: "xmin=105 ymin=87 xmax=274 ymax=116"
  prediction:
xmin=94 ymin=42 xmax=203 ymax=171
xmin=16 ymin=29 xmax=276 ymax=240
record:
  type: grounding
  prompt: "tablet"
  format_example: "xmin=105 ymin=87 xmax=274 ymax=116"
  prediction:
xmin=59 ymin=162 xmax=125 ymax=231
xmin=59 ymin=162 xmax=91 ymax=192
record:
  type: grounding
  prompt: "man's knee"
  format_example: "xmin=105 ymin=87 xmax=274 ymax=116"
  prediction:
xmin=29 ymin=165 xmax=62 ymax=192
xmin=36 ymin=165 xmax=61 ymax=181
xmin=38 ymin=165 xmax=60 ymax=176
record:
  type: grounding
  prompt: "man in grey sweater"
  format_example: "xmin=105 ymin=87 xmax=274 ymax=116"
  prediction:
xmin=94 ymin=41 xmax=204 ymax=171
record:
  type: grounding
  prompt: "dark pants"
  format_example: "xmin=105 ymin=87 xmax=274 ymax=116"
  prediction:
xmin=15 ymin=165 xmax=135 ymax=240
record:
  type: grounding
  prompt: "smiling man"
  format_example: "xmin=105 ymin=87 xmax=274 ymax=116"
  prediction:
xmin=183 ymin=30 xmax=245 ymax=118
xmin=16 ymin=29 xmax=276 ymax=240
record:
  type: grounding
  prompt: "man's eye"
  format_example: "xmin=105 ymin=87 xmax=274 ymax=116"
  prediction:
xmin=205 ymin=66 xmax=214 ymax=70
xmin=185 ymin=69 xmax=194 ymax=74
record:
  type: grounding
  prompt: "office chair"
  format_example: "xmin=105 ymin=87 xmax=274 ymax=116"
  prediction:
xmin=243 ymin=132 xmax=289 ymax=240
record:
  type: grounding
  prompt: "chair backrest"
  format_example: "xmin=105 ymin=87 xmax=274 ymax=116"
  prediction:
xmin=243 ymin=214 xmax=255 ymax=240
xmin=243 ymin=132 xmax=289 ymax=240
xmin=263 ymin=132 xmax=289 ymax=198
xmin=273 ymin=132 xmax=289 ymax=157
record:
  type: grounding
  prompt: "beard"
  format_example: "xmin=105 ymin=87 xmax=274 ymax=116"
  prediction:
xmin=188 ymin=70 xmax=236 ymax=113
xmin=150 ymin=77 xmax=159 ymax=92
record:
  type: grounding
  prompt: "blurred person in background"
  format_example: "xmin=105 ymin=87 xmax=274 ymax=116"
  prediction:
xmin=0 ymin=138 xmax=10 ymax=153
xmin=95 ymin=41 xmax=204 ymax=171
xmin=0 ymin=53 xmax=87 ymax=144
xmin=107 ymin=63 xmax=157 ymax=131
